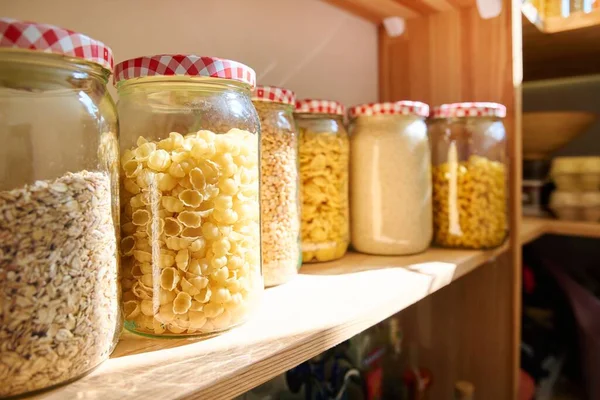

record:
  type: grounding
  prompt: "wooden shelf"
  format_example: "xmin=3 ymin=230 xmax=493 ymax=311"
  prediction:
xmin=322 ymin=0 xmax=476 ymax=23
xmin=523 ymin=10 xmax=600 ymax=81
xmin=34 ymin=246 xmax=508 ymax=400
xmin=522 ymin=217 xmax=600 ymax=242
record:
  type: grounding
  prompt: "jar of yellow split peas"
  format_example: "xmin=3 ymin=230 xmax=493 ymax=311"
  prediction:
xmin=429 ymin=102 xmax=508 ymax=249
xmin=115 ymin=55 xmax=262 ymax=337
xmin=295 ymin=99 xmax=350 ymax=263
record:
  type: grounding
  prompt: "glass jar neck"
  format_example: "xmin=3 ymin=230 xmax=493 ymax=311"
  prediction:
xmin=117 ymin=76 xmax=252 ymax=97
xmin=0 ymin=49 xmax=110 ymax=91
xmin=252 ymin=100 xmax=294 ymax=113
xmin=294 ymin=113 xmax=344 ymax=123
xmin=431 ymin=116 xmax=502 ymax=124
xmin=351 ymin=114 xmax=424 ymax=126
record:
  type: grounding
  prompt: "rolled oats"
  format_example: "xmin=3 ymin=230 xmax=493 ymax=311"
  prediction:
xmin=0 ymin=171 xmax=120 ymax=397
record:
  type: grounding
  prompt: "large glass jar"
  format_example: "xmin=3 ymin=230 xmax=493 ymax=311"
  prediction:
xmin=428 ymin=102 xmax=508 ymax=249
xmin=115 ymin=55 xmax=262 ymax=337
xmin=0 ymin=19 xmax=121 ymax=397
xmin=295 ymin=99 xmax=349 ymax=263
xmin=348 ymin=101 xmax=432 ymax=255
xmin=252 ymin=86 xmax=300 ymax=286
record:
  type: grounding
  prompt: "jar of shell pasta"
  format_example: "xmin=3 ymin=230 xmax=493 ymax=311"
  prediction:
xmin=429 ymin=102 xmax=508 ymax=249
xmin=0 ymin=19 xmax=121 ymax=397
xmin=115 ymin=55 xmax=262 ymax=337
xmin=348 ymin=101 xmax=432 ymax=255
xmin=252 ymin=86 xmax=300 ymax=286
xmin=295 ymin=99 xmax=350 ymax=263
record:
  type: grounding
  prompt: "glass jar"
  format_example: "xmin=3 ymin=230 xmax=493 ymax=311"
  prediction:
xmin=0 ymin=19 xmax=121 ymax=397
xmin=348 ymin=101 xmax=432 ymax=255
xmin=429 ymin=102 xmax=508 ymax=249
xmin=252 ymin=86 xmax=300 ymax=286
xmin=115 ymin=55 xmax=262 ymax=337
xmin=295 ymin=99 xmax=349 ymax=263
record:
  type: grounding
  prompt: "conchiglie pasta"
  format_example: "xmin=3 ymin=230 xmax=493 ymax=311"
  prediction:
xmin=120 ymin=128 xmax=261 ymax=337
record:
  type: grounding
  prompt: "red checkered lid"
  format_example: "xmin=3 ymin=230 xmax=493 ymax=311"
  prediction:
xmin=114 ymin=55 xmax=256 ymax=88
xmin=0 ymin=18 xmax=113 ymax=71
xmin=349 ymin=101 xmax=429 ymax=119
xmin=295 ymin=99 xmax=345 ymax=116
xmin=252 ymin=85 xmax=295 ymax=106
xmin=431 ymin=102 xmax=506 ymax=118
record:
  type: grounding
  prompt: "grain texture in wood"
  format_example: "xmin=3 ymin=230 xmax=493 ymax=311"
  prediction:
xmin=378 ymin=1 xmax=522 ymax=397
xmin=32 ymin=247 xmax=510 ymax=400
xmin=399 ymin=252 xmax=513 ymax=400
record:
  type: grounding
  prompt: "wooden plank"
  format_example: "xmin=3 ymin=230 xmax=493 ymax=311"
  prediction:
xmin=32 ymin=247 xmax=511 ymax=400
xmin=399 ymin=252 xmax=513 ymax=400
xmin=544 ymin=8 xmax=600 ymax=33
xmin=322 ymin=0 xmax=419 ymax=21
xmin=378 ymin=2 xmax=522 ymax=397
xmin=541 ymin=218 xmax=600 ymax=239
xmin=523 ymin=14 xmax=600 ymax=81
xmin=322 ymin=0 xmax=474 ymax=23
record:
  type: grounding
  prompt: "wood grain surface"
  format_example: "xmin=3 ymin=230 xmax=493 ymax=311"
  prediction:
xmin=33 ymin=246 xmax=509 ymax=400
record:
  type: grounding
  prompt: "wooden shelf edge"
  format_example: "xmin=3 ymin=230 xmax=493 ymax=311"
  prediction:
xmin=33 ymin=246 xmax=509 ymax=400
xmin=521 ymin=5 xmax=600 ymax=34
xmin=522 ymin=217 xmax=600 ymax=242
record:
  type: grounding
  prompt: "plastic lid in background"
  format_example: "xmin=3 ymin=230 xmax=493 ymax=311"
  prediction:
xmin=114 ymin=55 xmax=256 ymax=88
xmin=551 ymin=157 xmax=582 ymax=175
xmin=581 ymin=192 xmax=600 ymax=207
xmin=550 ymin=191 xmax=579 ymax=207
xmin=348 ymin=101 xmax=429 ymax=119
xmin=0 ymin=17 xmax=113 ymax=71
xmin=431 ymin=102 xmax=506 ymax=119
xmin=295 ymin=99 xmax=345 ymax=116
xmin=252 ymin=85 xmax=295 ymax=106
xmin=580 ymin=157 xmax=600 ymax=173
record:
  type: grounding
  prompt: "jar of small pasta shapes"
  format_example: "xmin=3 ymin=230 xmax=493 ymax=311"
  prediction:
xmin=429 ymin=102 xmax=508 ymax=249
xmin=252 ymin=86 xmax=300 ymax=286
xmin=295 ymin=99 xmax=350 ymax=263
xmin=115 ymin=55 xmax=262 ymax=337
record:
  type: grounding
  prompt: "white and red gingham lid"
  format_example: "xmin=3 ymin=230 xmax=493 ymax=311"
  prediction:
xmin=431 ymin=102 xmax=506 ymax=118
xmin=114 ymin=55 xmax=256 ymax=88
xmin=0 ymin=18 xmax=113 ymax=71
xmin=295 ymin=99 xmax=345 ymax=116
xmin=349 ymin=101 xmax=429 ymax=119
xmin=252 ymin=85 xmax=295 ymax=106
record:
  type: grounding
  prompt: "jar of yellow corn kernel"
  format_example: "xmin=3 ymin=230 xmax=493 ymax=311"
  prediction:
xmin=295 ymin=99 xmax=350 ymax=263
xmin=429 ymin=102 xmax=508 ymax=250
xmin=252 ymin=86 xmax=301 ymax=286
xmin=115 ymin=55 xmax=262 ymax=337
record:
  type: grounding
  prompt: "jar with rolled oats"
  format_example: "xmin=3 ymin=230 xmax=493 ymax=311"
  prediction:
xmin=0 ymin=18 xmax=120 ymax=397
xmin=252 ymin=86 xmax=300 ymax=287
xmin=115 ymin=54 xmax=262 ymax=337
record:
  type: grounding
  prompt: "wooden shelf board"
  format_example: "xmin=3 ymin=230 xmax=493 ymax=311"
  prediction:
xmin=522 ymin=217 xmax=600 ymax=241
xmin=32 ymin=217 xmax=597 ymax=400
xmin=322 ymin=0 xmax=476 ymax=23
xmin=33 ymin=246 xmax=508 ymax=400
xmin=523 ymin=11 xmax=600 ymax=81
